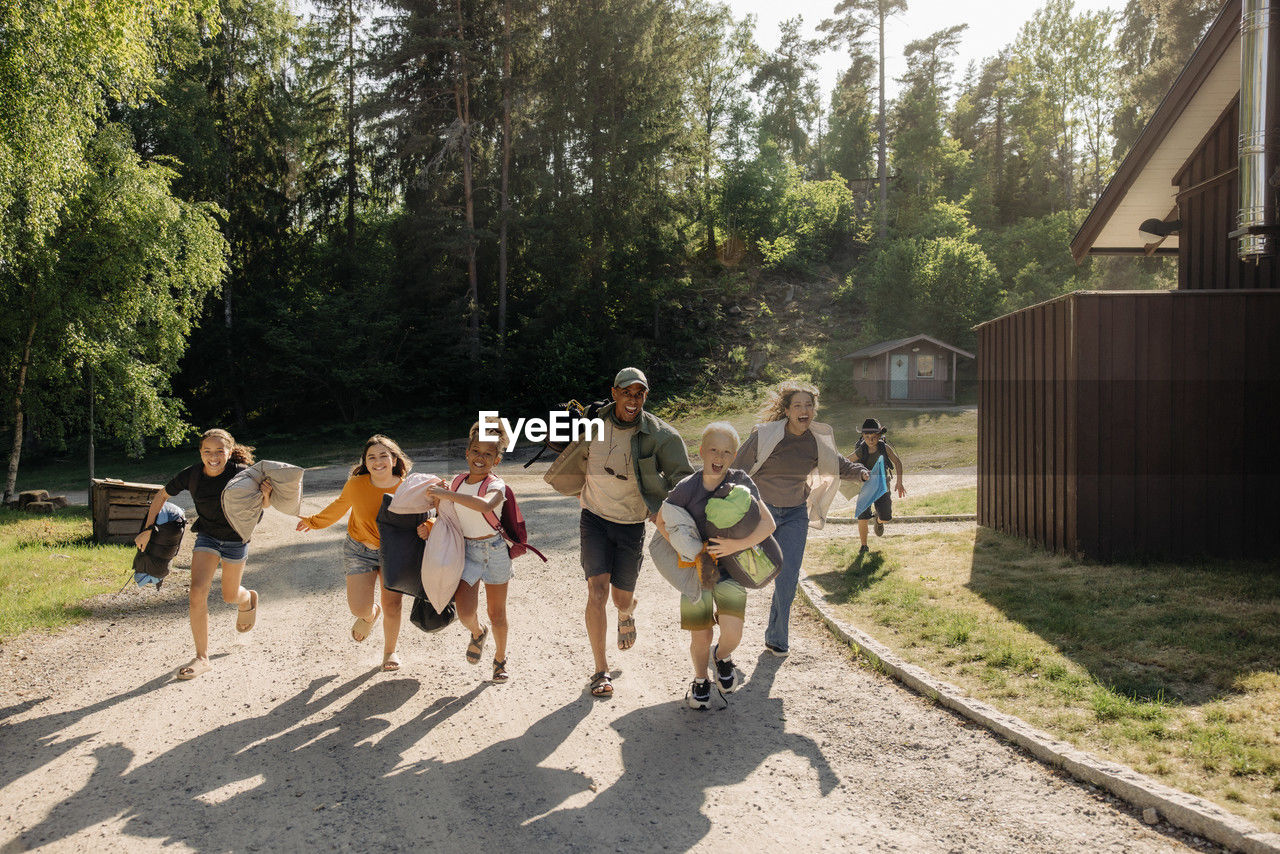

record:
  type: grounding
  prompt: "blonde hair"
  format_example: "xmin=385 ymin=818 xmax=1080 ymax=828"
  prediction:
xmin=757 ymin=380 xmax=820 ymax=423
xmin=352 ymin=434 xmax=413 ymax=478
xmin=200 ymin=428 xmax=255 ymax=465
xmin=700 ymin=421 xmax=740 ymax=450
xmin=468 ymin=420 xmax=508 ymax=455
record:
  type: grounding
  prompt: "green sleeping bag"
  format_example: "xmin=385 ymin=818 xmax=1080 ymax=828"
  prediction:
xmin=704 ymin=484 xmax=783 ymax=589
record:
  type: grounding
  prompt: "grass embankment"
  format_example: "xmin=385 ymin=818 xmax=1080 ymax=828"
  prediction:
xmin=807 ymin=532 xmax=1280 ymax=831
xmin=658 ymin=388 xmax=977 ymax=471
xmin=0 ymin=508 xmax=134 ymax=642
xmin=894 ymin=486 xmax=977 ymax=516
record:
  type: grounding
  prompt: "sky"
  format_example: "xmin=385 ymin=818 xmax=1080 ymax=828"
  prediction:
xmin=726 ymin=0 xmax=1129 ymax=101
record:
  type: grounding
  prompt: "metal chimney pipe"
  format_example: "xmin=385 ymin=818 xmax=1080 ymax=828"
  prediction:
xmin=1237 ymin=0 xmax=1280 ymax=259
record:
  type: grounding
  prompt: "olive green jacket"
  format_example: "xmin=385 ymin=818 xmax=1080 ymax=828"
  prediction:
xmin=544 ymin=403 xmax=693 ymax=514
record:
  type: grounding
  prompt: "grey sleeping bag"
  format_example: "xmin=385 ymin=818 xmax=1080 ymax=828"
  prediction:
xmin=222 ymin=460 xmax=305 ymax=542
xmin=649 ymin=502 xmax=704 ymax=602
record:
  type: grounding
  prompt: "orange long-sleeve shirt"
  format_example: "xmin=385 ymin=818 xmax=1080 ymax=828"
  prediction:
xmin=299 ymin=474 xmax=401 ymax=548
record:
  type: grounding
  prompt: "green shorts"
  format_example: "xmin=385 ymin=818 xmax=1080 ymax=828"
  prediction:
xmin=680 ymin=578 xmax=747 ymax=631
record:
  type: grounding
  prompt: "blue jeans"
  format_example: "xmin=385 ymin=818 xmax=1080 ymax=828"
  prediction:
xmin=764 ymin=503 xmax=810 ymax=652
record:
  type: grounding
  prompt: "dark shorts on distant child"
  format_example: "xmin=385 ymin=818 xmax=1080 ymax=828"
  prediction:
xmin=857 ymin=493 xmax=893 ymax=522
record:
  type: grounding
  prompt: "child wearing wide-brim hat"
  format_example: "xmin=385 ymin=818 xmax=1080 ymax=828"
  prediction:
xmin=852 ymin=418 xmax=905 ymax=553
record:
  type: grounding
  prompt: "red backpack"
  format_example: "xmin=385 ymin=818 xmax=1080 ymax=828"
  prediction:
xmin=449 ymin=473 xmax=547 ymax=561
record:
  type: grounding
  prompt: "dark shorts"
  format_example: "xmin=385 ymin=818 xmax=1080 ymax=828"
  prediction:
xmin=580 ymin=508 xmax=645 ymax=593
xmin=857 ymin=493 xmax=893 ymax=521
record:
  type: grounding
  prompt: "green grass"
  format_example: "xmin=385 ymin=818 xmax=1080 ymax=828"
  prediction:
xmin=656 ymin=387 xmax=977 ymax=470
xmin=807 ymin=531 xmax=1280 ymax=832
xmin=0 ymin=508 xmax=135 ymax=641
xmin=894 ymin=486 xmax=977 ymax=516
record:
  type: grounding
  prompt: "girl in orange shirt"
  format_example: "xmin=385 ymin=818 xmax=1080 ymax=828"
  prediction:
xmin=296 ymin=435 xmax=413 ymax=671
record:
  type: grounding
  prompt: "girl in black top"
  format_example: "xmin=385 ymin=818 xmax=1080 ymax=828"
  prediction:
xmin=136 ymin=429 xmax=271 ymax=679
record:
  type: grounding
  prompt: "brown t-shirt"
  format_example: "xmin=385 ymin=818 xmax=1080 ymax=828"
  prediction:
xmin=735 ymin=428 xmax=866 ymax=508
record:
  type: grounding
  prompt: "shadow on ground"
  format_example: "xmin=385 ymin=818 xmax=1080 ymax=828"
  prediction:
xmin=4 ymin=654 xmax=836 ymax=851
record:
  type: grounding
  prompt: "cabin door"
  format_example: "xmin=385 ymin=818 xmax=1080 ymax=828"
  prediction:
xmin=890 ymin=354 xmax=909 ymax=399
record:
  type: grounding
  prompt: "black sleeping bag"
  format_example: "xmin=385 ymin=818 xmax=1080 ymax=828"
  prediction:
xmin=132 ymin=505 xmax=188 ymax=588
xmin=376 ymin=492 xmax=429 ymax=598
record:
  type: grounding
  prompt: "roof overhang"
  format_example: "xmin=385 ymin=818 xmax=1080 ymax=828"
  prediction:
xmin=842 ymin=334 xmax=975 ymax=361
xmin=1070 ymin=1 xmax=1241 ymax=262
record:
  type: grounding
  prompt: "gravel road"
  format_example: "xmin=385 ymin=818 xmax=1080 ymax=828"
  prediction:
xmin=0 ymin=459 xmax=1209 ymax=852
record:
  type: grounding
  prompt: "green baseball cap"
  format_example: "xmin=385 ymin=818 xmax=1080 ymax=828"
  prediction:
xmin=613 ymin=367 xmax=649 ymax=389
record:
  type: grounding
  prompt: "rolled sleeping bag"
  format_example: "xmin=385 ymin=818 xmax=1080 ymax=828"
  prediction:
xmin=704 ymin=483 xmax=784 ymax=589
xmin=421 ymin=499 xmax=465 ymax=613
xmin=133 ymin=503 xmax=187 ymax=587
xmin=376 ymin=492 xmax=429 ymax=599
xmin=648 ymin=502 xmax=705 ymax=602
xmin=222 ymin=460 xmax=305 ymax=542
xmin=388 ymin=472 xmax=444 ymax=514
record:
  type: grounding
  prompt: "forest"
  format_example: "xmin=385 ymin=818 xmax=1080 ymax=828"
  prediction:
xmin=1 ymin=0 xmax=1220 ymax=496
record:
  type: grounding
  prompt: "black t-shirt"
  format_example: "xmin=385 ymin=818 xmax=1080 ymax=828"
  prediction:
xmin=165 ymin=463 xmax=245 ymax=542
xmin=854 ymin=438 xmax=895 ymax=473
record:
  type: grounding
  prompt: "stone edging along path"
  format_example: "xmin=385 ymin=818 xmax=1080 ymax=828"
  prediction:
xmin=797 ymin=575 xmax=1280 ymax=854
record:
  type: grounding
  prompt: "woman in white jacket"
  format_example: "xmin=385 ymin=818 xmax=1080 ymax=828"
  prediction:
xmin=732 ymin=381 xmax=868 ymax=656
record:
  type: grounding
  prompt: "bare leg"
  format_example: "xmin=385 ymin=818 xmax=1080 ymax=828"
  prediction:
xmin=689 ymin=628 xmax=713 ymax=680
xmin=485 ymin=582 xmax=509 ymax=662
xmin=715 ymin=615 xmax=744 ymax=660
xmin=188 ymin=551 xmax=219 ymax=661
xmin=585 ymin=574 xmax=611 ymax=674
xmin=346 ymin=572 xmax=378 ymax=621
xmin=857 ymin=518 xmax=869 ymax=547
xmin=454 ymin=579 xmax=484 ymax=638
xmin=380 ymin=581 xmax=403 ymax=659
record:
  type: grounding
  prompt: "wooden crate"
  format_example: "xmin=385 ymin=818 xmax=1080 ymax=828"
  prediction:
xmin=91 ymin=478 xmax=162 ymax=545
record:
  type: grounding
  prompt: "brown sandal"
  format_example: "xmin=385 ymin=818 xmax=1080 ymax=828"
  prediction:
xmin=466 ymin=625 xmax=489 ymax=664
xmin=617 ymin=601 xmax=637 ymax=650
xmin=236 ymin=590 xmax=258 ymax=633
xmin=589 ymin=671 xmax=613 ymax=697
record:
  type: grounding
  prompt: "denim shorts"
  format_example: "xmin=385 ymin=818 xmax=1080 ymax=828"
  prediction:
xmin=342 ymin=536 xmax=381 ymax=576
xmin=461 ymin=535 xmax=513 ymax=586
xmin=193 ymin=532 xmax=248 ymax=563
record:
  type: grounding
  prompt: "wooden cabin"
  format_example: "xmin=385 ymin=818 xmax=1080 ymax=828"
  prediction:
xmin=976 ymin=0 xmax=1280 ymax=560
xmin=843 ymin=335 xmax=974 ymax=404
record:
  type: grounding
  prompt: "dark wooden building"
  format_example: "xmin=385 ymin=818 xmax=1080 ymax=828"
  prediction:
xmin=843 ymin=335 xmax=974 ymax=404
xmin=977 ymin=0 xmax=1280 ymax=560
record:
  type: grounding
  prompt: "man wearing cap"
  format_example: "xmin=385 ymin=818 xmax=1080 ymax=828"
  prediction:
xmin=853 ymin=417 xmax=906 ymax=553
xmin=544 ymin=367 xmax=693 ymax=698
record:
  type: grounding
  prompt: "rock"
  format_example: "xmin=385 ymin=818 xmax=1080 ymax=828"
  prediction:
xmin=784 ymin=283 xmax=795 ymax=304
xmin=24 ymin=501 xmax=54 ymax=514
xmin=1141 ymin=807 xmax=1158 ymax=825
xmin=728 ymin=304 xmax=742 ymax=315
xmin=49 ymin=495 xmax=69 ymax=508
xmin=18 ymin=490 xmax=49 ymax=507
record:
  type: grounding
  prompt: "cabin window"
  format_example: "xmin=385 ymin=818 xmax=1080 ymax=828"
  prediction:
xmin=861 ymin=361 xmax=868 ymax=378
xmin=916 ymin=354 xmax=935 ymax=378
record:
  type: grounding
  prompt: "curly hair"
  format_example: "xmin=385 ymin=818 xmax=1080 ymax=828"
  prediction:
xmin=200 ymin=428 xmax=255 ymax=465
xmin=756 ymin=380 xmax=820 ymax=423
xmin=468 ymin=420 xmax=509 ymax=454
xmin=351 ymin=434 xmax=413 ymax=478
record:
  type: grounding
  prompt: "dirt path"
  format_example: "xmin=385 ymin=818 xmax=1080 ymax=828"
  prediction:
xmin=0 ymin=461 xmax=1205 ymax=852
